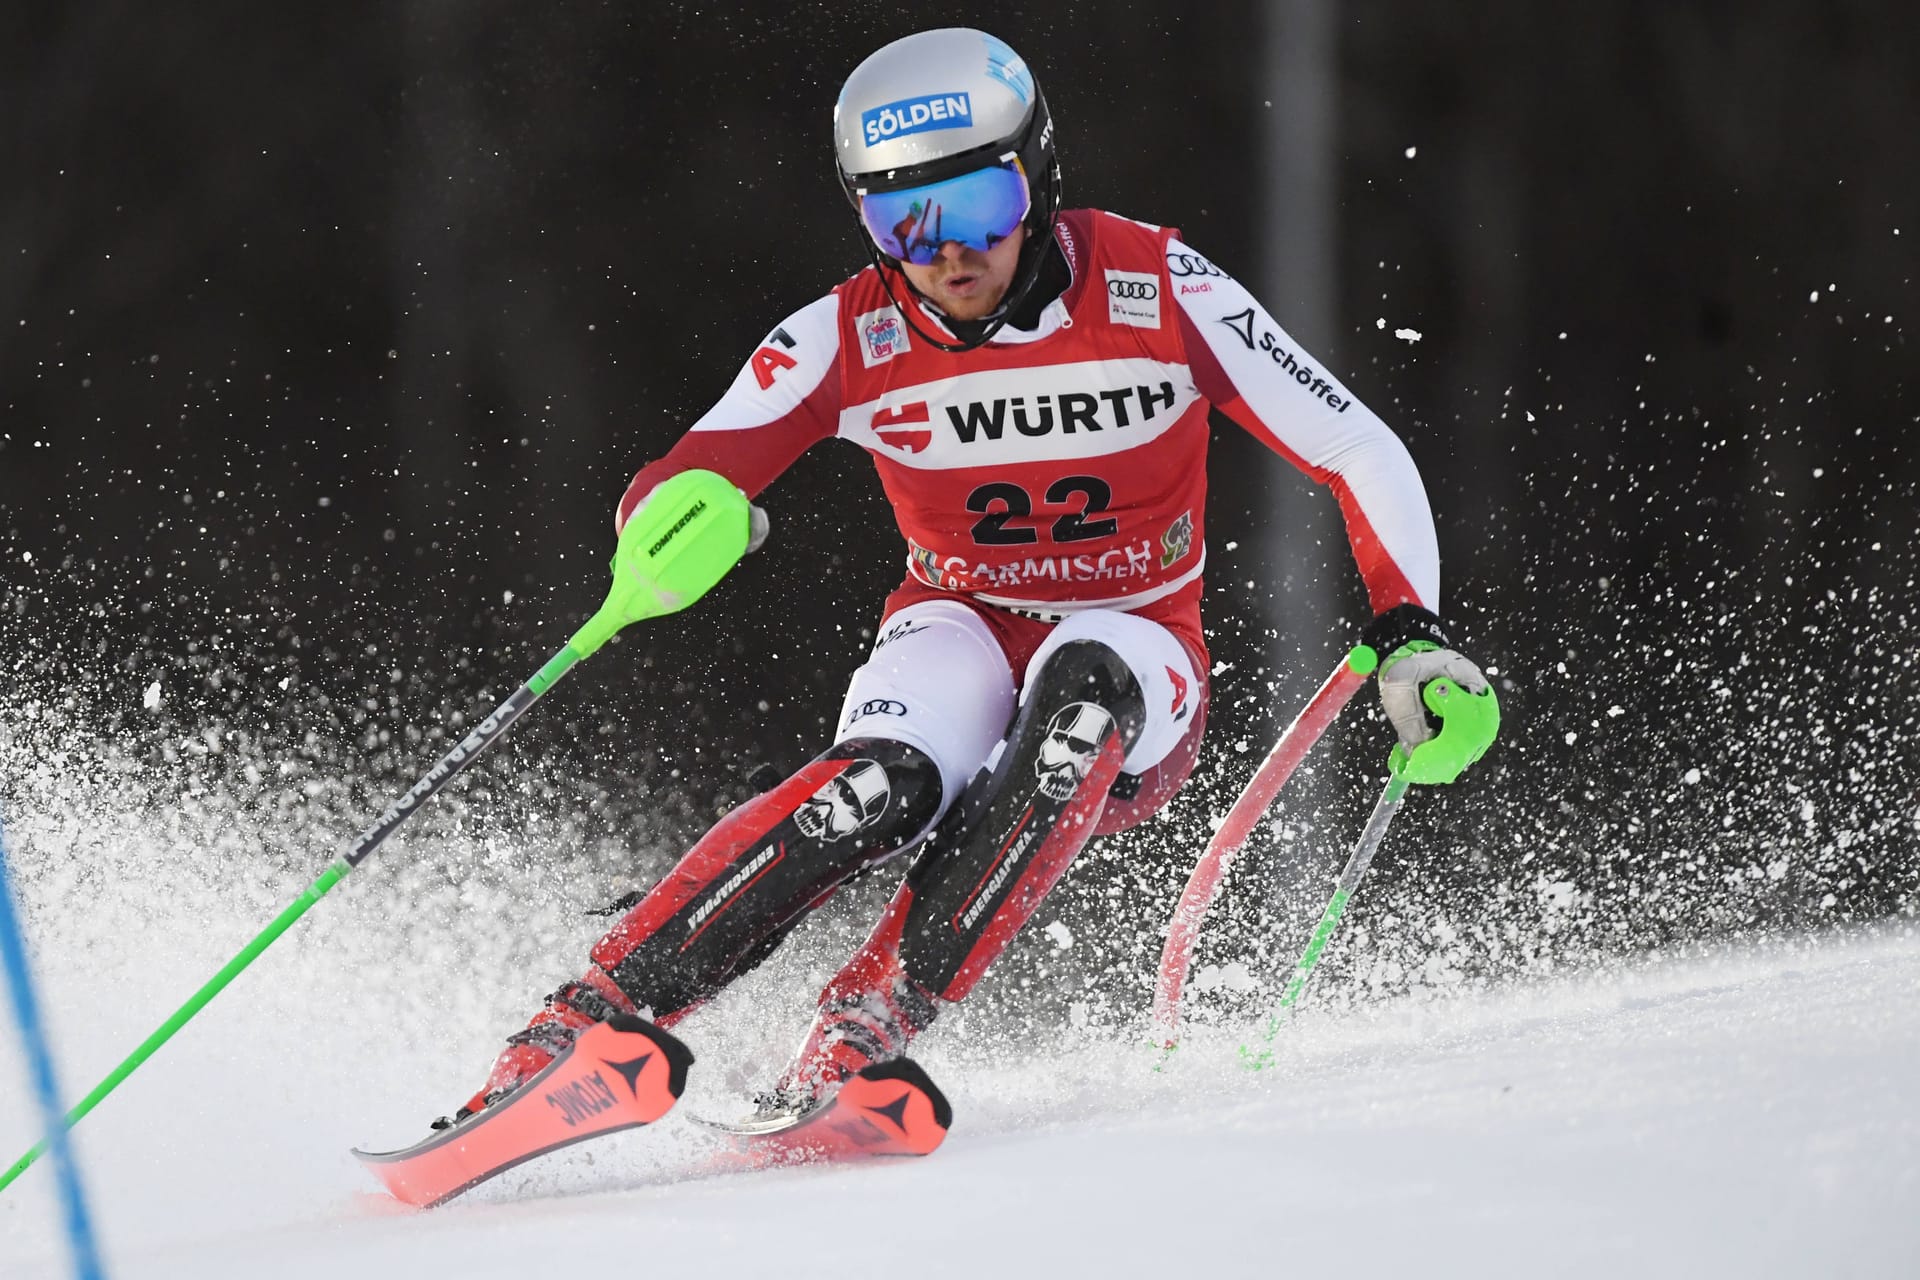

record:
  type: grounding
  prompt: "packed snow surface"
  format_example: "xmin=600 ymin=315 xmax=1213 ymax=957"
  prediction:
xmin=3 ymin=900 xmax=1914 ymax=1277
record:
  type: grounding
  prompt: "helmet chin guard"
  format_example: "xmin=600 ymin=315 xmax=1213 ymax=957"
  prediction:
xmin=832 ymin=28 xmax=1063 ymax=351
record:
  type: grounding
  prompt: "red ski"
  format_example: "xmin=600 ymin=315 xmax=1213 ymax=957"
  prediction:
xmin=354 ymin=1014 xmax=693 ymax=1208
xmin=695 ymin=1057 xmax=952 ymax=1167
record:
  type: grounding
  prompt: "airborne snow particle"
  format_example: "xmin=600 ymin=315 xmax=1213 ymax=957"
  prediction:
xmin=143 ymin=680 xmax=162 ymax=710
xmin=1685 ymin=768 xmax=1702 ymax=784
xmin=1043 ymin=920 xmax=1074 ymax=951
xmin=1394 ymin=327 xmax=1422 ymax=343
xmin=1404 ymin=146 xmax=1417 ymax=159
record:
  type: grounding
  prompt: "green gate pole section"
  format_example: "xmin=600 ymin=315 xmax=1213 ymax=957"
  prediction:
xmin=1232 ymin=666 xmax=1496 ymax=1071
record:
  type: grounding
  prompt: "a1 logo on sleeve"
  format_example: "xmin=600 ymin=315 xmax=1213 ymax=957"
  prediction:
xmin=1105 ymin=270 xmax=1162 ymax=329
xmin=857 ymin=306 xmax=912 ymax=367
xmin=749 ymin=326 xmax=798 ymax=390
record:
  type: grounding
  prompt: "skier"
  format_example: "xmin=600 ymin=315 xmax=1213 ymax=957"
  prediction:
xmin=450 ymin=26 xmax=1498 ymax=1123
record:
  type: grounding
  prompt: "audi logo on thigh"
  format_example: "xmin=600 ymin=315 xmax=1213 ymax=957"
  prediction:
xmin=1166 ymin=252 xmax=1225 ymax=279
xmin=847 ymin=698 xmax=909 ymax=724
xmin=1107 ymin=279 xmax=1159 ymax=300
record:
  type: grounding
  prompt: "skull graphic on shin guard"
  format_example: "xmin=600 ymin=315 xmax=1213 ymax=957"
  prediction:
xmin=1034 ymin=702 xmax=1115 ymax=802
xmin=794 ymin=759 xmax=892 ymax=842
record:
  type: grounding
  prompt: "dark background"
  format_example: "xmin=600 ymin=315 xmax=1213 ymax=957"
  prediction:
xmin=3 ymin=2 xmax=1915 ymax=1008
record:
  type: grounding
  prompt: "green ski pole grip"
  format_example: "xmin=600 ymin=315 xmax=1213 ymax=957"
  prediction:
xmin=570 ymin=469 xmax=753 ymax=658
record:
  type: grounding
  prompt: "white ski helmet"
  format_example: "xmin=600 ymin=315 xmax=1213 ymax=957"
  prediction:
xmin=832 ymin=28 xmax=1062 ymax=345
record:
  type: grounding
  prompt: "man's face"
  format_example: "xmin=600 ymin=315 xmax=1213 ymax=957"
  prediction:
xmin=898 ymin=224 xmax=1027 ymax=322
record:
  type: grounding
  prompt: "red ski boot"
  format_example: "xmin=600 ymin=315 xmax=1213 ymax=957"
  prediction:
xmin=764 ymin=922 xmax=940 ymax=1118
xmin=437 ymin=967 xmax=639 ymax=1129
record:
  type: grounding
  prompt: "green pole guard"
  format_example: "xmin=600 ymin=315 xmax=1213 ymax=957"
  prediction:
xmin=1387 ymin=674 xmax=1501 ymax=785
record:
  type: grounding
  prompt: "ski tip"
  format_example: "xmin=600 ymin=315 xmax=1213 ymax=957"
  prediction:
xmin=808 ymin=1057 xmax=950 ymax=1157
xmin=848 ymin=1056 xmax=953 ymax=1138
xmin=605 ymin=1013 xmax=696 ymax=1100
xmin=696 ymin=1056 xmax=952 ymax=1159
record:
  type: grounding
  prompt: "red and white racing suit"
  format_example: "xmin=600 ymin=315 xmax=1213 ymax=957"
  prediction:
xmin=618 ymin=209 xmax=1439 ymax=834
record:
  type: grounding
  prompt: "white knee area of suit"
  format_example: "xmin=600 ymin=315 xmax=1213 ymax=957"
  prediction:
xmin=1023 ymin=610 xmax=1197 ymax=775
xmin=834 ymin=600 xmax=1200 ymax=821
xmin=834 ymin=601 xmax=1013 ymax=816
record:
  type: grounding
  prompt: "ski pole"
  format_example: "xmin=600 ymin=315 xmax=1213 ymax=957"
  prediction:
xmin=1239 ymin=764 xmax=1408 ymax=1070
xmin=1151 ymin=645 xmax=1377 ymax=1053
xmin=0 ymin=468 xmax=753 ymax=1197
xmin=1237 ymin=667 xmax=1496 ymax=1068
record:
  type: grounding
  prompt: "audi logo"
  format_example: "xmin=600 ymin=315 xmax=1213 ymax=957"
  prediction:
xmin=847 ymin=698 xmax=908 ymax=723
xmin=1166 ymin=252 xmax=1226 ymax=279
xmin=1107 ymin=279 xmax=1159 ymax=300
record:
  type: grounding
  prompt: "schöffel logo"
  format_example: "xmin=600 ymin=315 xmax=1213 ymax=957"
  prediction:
xmin=861 ymin=93 xmax=973 ymax=146
xmin=1217 ymin=308 xmax=1353 ymax=413
xmin=1055 ymin=218 xmax=1080 ymax=273
xmin=1105 ymin=270 xmax=1161 ymax=328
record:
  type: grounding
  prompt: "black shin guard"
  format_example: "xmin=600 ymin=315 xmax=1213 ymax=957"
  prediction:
xmin=896 ymin=640 xmax=1146 ymax=1001
xmin=591 ymin=737 xmax=943 ymax=1018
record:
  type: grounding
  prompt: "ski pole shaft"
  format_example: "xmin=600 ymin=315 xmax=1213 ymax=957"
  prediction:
xmin=1152 ymin=646 xmax=1376 ymax=1051
xmin=0 ymin=468 xmax=754 ymax=1197
xmin=0 ymin=650 xmax=577 ymax=1196
xmin=1241 ymin=768 xmax=1409 ymax=1069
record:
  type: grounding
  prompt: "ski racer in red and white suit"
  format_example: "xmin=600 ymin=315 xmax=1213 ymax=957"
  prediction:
xmin=448 ymin=29 xmax=1496 ymax=1127
xmin=616 ymin=209 xmax=1438 ymax=827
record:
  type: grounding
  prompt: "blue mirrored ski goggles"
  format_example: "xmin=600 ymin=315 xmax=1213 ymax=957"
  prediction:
xmin=858 ymin=160 xmax=1032 ymax=265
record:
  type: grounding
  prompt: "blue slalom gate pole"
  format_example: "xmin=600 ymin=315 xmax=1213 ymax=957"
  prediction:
xmin=0 ymin=811 xmax=108 ymax=1280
